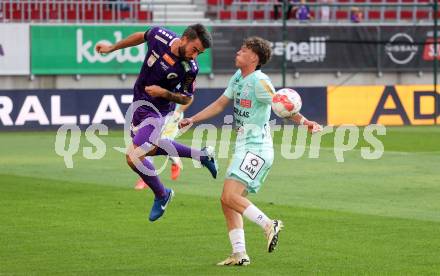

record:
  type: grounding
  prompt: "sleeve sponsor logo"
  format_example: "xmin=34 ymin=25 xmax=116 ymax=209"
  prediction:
xmin=163 ymin=53 xmax=176 ymax=66
xmin=147 ymin=55 xmax=157 ymax=67
xmin=154 ymin=35 xmax=168 ymax=45
xmin=158 ymin=29 xmax=174 ymax=40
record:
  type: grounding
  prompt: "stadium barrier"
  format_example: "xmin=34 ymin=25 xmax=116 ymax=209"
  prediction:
xmin=1 ymin=24 xmax=437 ymax=76
xmin=30 ymin=25 xmax=213 ymax=75
xmin=0 ymin=24 xmax=30 ymax=75
xmin=1 ymin=86 xmax=438 ymax=130
xmin=212 ymin=24 xmax=437 ymax=73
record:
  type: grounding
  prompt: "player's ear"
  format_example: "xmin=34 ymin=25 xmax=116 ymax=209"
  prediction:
xmin=180 ymin=36 xmax=188 ymax=44
xmin=252 ymin=53 xmax=259 ymax=65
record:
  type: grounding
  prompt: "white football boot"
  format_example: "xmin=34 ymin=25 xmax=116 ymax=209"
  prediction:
xmin=217 ymin=252 xmax=251 ymax=266
xmin=265 ymin=220 xmax=284 ymax=253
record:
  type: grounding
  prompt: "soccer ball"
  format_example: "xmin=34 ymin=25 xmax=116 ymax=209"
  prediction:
xmin=271 ymin=88 xmax=302 ymax=118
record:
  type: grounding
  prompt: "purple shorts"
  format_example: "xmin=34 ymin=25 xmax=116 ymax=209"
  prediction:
xmin=131 ymin=116 xmax=166 ymax=150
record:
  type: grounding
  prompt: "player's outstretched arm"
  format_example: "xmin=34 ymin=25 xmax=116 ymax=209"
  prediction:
xmin=177 ymin=97 xmax=194 ymax=113
xmin=289 ymin=113 xmax=323 ymax=134
xmin=179 ymin=95 xmax=230 ymax=128
xmin=145 ymin=85 xmax=192 ymax=105
xmin=95 ymin=32 xmax=145 ymax=54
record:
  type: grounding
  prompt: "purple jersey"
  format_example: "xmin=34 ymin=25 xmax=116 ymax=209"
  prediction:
xmin=132 ymin=27 xmax=199 ymax=126
xmin=296 ymin=5 xmax=311 ymax=20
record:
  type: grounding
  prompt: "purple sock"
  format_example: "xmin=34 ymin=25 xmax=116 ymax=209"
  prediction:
xmin=155 ymin=139 xmax=203 ymax=161
xmin=130 ymin=158 xmax=167 ymax=199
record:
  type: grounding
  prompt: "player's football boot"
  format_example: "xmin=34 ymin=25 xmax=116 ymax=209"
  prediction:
xmin=265 ymin=220 xmax=284 ymax=253
xmin=200 ymin=146 xmax=218 ymax=179
xmin=134 ymin=179 xmax=149 ymax=190
xmin=216 ymin=252 xmax=250 ymax=266
xmin=170 ymin=163 xmax=181 ymax=180
xmin=149 ymin=188 xmax=174 ymax=222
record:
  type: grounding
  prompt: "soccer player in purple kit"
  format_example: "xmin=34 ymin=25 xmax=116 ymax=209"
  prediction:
xmin=95 ymin=24 xmax=218 ymax=222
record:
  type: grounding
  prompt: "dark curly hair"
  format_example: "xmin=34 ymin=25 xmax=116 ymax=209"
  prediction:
xmin=243 ymin=36 xmax=272 ymax=69
xmin=182 ymin=24 xmax=212 ymax=49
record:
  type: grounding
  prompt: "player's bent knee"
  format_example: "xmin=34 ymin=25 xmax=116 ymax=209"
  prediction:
xmin=126 ymin=154 xmax=136 ymax=169
xmin=221 ymin=192 xmax=233 ymax=207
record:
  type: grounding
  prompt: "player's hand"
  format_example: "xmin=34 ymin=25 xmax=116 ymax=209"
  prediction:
xmin=95 ymin=43 xmax=113 ymax=54
xmin=304 ymin=121 xmax=323 ymax=134
xmin=172 ymin=111 xmax=182 ymax=123
xmin=178 ymin=118 xmax=193 ymax=129
xmin=145 ymin=85 xmax=167 ymax=98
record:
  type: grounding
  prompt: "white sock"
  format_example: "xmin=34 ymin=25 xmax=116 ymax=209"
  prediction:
xmin=229 ymin=228 xmax=246 ymax=253
xmin=169 ymin=156 xmax=181 ymax=168
xmin=243 ymin=204 xmax=271 ymax=230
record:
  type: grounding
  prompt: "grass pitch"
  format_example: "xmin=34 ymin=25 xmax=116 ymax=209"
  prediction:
xmin=1 ymin=126 xmax=439 ymax=275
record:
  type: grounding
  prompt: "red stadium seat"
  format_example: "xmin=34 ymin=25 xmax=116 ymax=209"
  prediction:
xmin=120 ymin=10 xmax=131 ymax=20
xmin=219 ymin=10 xmax=231 ymax=19
xmin=253 ymin=10 xmax=264 ymax=20
xmin=207 ymin=0 xmax=219 ymax=5
xmin=138 ymin=10 xmax=151 ymax=21
xmin=236 ymin=10 xmax=248 ymax=20
xmin=102 ymin=9 xmax=114 ymax=21
xmin=270 ymin=10 xmax=281 ymax=19
xmin=83 ymin=6 xmax=96 ymax=21
xmin=400 ymin=10 xmax=413 ymax=20
xmin=368 ymin=10 xmax=381 ymax=20
xmin=65 ymin=4 xmax=78 ymax=21
xmin=335 ymin=10 xmax=348 ymax=19
xmin=384 ymin=10 xmax=397 ymax=19
xmin=28 ymin=3 xmax=43 ymax=21
xmin=416 ymin=10 xmax=430 ymax=20
xmin=224 ymin=0 xmax=233 ymax=6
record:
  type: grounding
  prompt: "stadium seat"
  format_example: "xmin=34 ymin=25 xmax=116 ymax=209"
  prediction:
xmin=368 ymin=10 xmax=381 ymax=20
xmin=236 ymin=10 xmax=248 ymax=20
xmin=224 ymin=0 xmax=234 ymax=6
xmin=335 ymin=10 xmax=348 ymax=20
xmin=253 ymin=10 xmax=265 ymax=20
xmin=207 ymin=0 xmax=219 ymax=5
xmin=219 ymin=10 xmax=231 ymax=19
xmin=384 ymin=10 xmax=397 ymax=20
xmin=400 ymin=10 xmax=413 ymax=20
xmin=270 ymin=10 xmax=278 ymax=19
xmin=83 ymin=6 xmax=96 ymax=21
xmin=416 ymin=10 xmax=430 ymax=20
xmin=138 ymin=10 xmax=151 ymax=21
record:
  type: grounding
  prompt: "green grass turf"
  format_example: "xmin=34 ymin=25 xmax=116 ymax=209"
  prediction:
xmin=1 ymin=126 xmax=440 ymax=274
